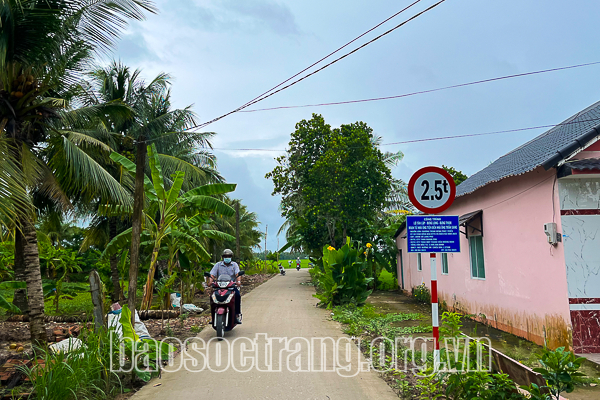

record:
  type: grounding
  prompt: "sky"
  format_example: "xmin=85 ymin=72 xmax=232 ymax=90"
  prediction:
xmin=112 ymin=0 xmax=600 ymax=251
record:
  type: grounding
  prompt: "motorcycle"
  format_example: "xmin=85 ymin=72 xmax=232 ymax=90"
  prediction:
xmin=296 ymin=263 xmax=301 ymax=271
xmin=204 ymin=271 xmax=244 ymax=339
xmin=278 ymin=264 xmax=286 ymax=276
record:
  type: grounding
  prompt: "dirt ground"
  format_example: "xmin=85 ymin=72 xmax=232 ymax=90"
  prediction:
xmin=0 ymin=274 xmax=275 ymax=371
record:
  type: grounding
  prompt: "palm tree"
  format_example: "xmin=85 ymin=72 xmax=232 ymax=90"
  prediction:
xmin=206 ymin=198 xmax=262 ymax=262
xmin=103 ymin=144 xmax=236 ymax=310
xmin=78 ymin=61 xmax=222 ymax=311
xmin=382 ymin=150 xmax=412 ymax=213
xmin=0 ymin=0 xmax=156 ymax=343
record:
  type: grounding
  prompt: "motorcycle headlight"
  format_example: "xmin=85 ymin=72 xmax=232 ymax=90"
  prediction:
xmin=218 ymin=281 xmax=229 ymax=288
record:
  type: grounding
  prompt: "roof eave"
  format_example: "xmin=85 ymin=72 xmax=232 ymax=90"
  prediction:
xmin=542 ymin=125 xmax=600 ymax=170
xmin=393 ymin=221 xmax=407 ymax=239
xmin=457 ymin=124 xmax=600 ymax=198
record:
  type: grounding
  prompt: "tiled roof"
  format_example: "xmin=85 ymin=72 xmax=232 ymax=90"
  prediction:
xmin=564 ymin=157 xmax=600 ymax=171
xmin=456 ymin=100 xmax=600 ymax=197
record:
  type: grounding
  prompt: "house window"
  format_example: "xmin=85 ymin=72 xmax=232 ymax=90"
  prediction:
xmin=441 ymin=253 xmax=448 ymax=275
xmin=469 ymin=236 xmax=485 ymax=279
xmin=417 ymin=253 xmax=422 ymax=271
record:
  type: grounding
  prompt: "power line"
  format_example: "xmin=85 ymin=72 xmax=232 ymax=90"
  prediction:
xmin=234 ymin=0 xmax=425 ymax=111
xmin=483 ymin=175 xmax=554 ymax=211
xmin=142 ymin=59 xmax=600 ymax=147
xmin=143 ymin=0 xmax=447 ymax=141
xmin=208 ymin=117 xmax=600 ymax=153
xmin=240 ymin=61 xmax=600 ymax=112
xmin=226 ymin=0 xmax=448 ymax=119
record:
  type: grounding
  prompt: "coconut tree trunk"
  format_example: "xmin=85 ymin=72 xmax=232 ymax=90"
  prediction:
xmin=109 ymin=219 xmax=122 ymax=302
xmin=128 ymin=140 xmax=146 ymax=324
xmin=21 ymin=218 xmax=47 ymax=344
xmin=12 ymin=228 xmax=29 ymax=313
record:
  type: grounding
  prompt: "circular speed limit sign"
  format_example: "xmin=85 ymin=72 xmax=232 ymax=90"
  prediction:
xmin=408 ymin=166 xmax=456 ymax=214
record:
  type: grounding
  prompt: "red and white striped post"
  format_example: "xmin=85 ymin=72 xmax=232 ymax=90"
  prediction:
xmin=430 ymin=253 xmax=440 ymax=369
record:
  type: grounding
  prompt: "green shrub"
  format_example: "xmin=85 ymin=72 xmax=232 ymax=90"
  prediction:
xmin=377 ymin=269 xmax=398 ymax=291
xmin=525 ymin=347 xmax=586 ymax=400
xmin=311 ymin=239 xmax=373 ymax=308
xmin=23 ymin=329 xmax=123 ymax=400
xmin=412 ymin=283 xmax=431 ymax=304
xmin=446 ymin=371 xmax=526 ymax=400
xmin=241 ymin=259 xmax=279 ymax=275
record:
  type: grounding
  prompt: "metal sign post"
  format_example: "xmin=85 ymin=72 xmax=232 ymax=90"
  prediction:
xmin=407 ymin=166 xmax=459 ymax=370
xmin=430 ymin=253 xmax=439 ymax=364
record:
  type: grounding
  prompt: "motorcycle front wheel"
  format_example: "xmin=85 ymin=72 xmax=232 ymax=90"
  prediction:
xmin=216 ymin=313 xmax=225 ymax=339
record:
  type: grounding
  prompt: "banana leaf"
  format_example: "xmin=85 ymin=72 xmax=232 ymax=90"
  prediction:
xmin=0 ymin=294 xmax=20 ymax=313
xmin=182 ymin=183 xmax=236 ymax=197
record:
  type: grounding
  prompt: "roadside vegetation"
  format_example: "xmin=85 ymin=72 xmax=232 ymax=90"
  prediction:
xmin=0 ymin=1 xmax=269 ymax=398
xmin=332 ymin=305 xmax=592 ymax=400
xmin=267 ymin=114 xmax=596 ymax=399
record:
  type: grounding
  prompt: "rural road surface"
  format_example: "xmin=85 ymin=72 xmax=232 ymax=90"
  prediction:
xmin=133 ymin=269 xmax=397 ymax=400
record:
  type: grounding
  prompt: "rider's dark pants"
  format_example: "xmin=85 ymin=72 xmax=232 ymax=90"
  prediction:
xmin=234 ymin=287 xmax=241 ymax=315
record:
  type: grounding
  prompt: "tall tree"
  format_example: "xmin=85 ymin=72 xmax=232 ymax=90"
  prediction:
xmin=206 ymin=198 xmax=262 ymax=262
xmin=78 ymin=62 xmax=221 ymax=306
xmin=0 ymin=0 xmax=156 ymax=343
xmin=266 ymin=114 xmax=392 ymax=253
xmin=103 ymin=144 xmax=236 ymax=310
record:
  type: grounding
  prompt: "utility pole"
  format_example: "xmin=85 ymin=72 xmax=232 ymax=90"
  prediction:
xmin=264 ymin=225 xmax=268 ymax=261
xmin=235 ymin=201 xmax=240 ymax=263
xmin=277 ymin=236 xmax=279 ymax=263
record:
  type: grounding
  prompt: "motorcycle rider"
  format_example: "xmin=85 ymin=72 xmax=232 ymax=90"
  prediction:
xmin=209 ymin=249 xmax=242 ymax=324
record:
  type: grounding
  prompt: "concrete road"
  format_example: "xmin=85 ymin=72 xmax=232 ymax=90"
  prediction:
xmin=133 ymin=270 xmax=397 ymax=400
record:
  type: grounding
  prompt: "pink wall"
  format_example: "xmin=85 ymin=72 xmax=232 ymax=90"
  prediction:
xmin=396 ymin=167 xmax=572 ymax=348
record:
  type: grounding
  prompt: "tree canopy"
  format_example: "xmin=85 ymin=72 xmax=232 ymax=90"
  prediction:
xmin=442 ymin=165 xmax=469 ymax=186
xmin=266 ymin=114 xmax=392 ymax=253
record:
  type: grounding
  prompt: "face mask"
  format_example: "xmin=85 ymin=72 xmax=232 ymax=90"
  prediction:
xmin=224 ymin=258 xmax=232 ymax=264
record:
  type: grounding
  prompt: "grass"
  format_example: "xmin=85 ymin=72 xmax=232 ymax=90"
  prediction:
xmin=0 ymin=289 xmax=94 ymax=318
xmin=22 ymin=329 xmax=124 ymax=400
xmin=332 ymin=304 xmax=430 ymax=337
xmin=242 ymin=258 xmax=312 ymax=274
xmin=44 ymin=292 xmax=95 ymax=316
xmin=280 ymin=258 xmax=311 ymax=269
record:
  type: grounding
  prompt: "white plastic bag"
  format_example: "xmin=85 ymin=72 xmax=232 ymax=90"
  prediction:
xmin=49 ymin=337 xmax=84 ymax=354
xmin=182 ymin=304 xmax=203 ymax=313
xmin=107 ymin=310 xmax=151 ymax=339
xmin=170 ymin=293 xmax=181 ymax=308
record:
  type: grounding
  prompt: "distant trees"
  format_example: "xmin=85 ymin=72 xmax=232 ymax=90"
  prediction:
xmin=442 ymin=165 xmax=468 ymax=186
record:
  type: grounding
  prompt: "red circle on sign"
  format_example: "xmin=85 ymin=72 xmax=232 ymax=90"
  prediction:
xmin=408 ymin=166 xmax=456 ymax=214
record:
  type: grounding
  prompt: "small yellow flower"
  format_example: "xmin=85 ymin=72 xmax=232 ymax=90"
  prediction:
xmin=366 ymin=243 xmax=372 ymax=248
xmin=363 ymin=251 xmax=367 ymax=256
xmin=327 ymin=246 xmax=335 ymax=251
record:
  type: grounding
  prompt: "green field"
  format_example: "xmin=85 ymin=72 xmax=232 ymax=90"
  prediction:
xmin=280 ymin=258 xmax=312 ymax=269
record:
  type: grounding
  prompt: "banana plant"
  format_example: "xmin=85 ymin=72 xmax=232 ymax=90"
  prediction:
xmin=102 ymin=144 xmax=236 ymax=310
xmin=117 ymin=305 xmax=176 ymax=382
xmin=0 ymin=281 xmax=27 ymax=313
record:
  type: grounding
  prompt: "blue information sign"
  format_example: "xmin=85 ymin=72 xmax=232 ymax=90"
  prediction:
xmin=407 ymin=215 xmax=460 ymax=253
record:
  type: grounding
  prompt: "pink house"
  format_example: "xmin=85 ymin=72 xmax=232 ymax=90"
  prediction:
xmin=395 ymin=101 xmax=600 ymax=354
